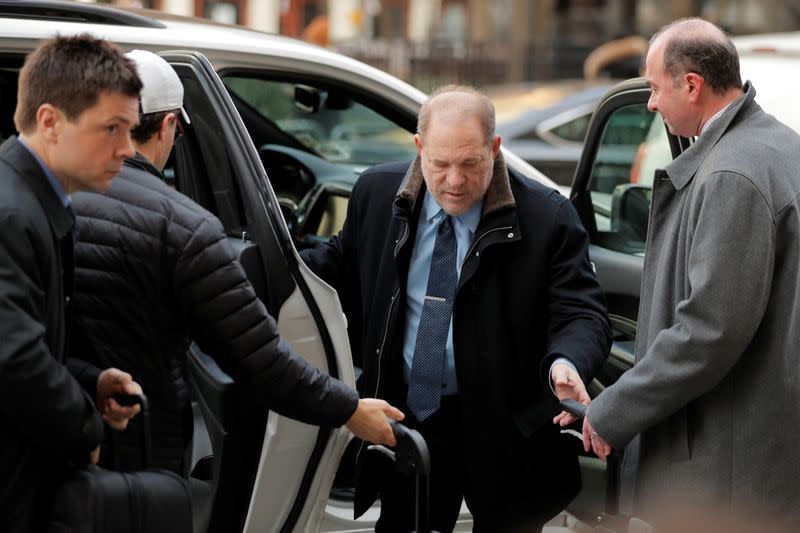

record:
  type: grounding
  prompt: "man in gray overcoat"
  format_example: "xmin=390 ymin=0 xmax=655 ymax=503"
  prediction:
xmin=578 ymin=18 xmax=800 ymax=528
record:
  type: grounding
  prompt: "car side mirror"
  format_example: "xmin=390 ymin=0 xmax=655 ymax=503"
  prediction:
xmin=294 ymin=85 xmax=321 ymax=113
xmin=324 ymin=90 xmax=352 ymax=110
xmin=610 ymin=183 xmax=651 ymax=243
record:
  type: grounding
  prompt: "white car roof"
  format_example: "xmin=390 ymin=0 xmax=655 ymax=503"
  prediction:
xmin=0 ymin=13 xmax=560 ymax=191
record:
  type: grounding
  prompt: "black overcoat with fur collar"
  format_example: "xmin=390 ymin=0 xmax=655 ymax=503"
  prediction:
xmin=303 ymin=153 xmax=610 ymax=521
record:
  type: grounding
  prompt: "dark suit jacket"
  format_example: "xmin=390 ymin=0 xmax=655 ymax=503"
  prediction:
xmin=0 ymin=137 xmax=104 ymax=532
xmin=303 ymin=153 xmax=611 ymax=522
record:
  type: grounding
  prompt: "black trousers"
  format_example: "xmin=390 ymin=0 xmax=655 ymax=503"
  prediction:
xmin=374 ymin=395 xmax=546 ymax=533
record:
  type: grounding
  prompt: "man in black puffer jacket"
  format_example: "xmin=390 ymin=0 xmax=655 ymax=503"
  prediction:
xmin=71 ymin=50 xmax=402 ymax=474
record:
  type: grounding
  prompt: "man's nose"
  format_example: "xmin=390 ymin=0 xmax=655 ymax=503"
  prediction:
xmin=446 ymin=167 xmax=466 ymax=186
xmin=119 ymin=133 xmax=135 ymax=159
xmin=647 ymin=93 xmax=657 ymax=112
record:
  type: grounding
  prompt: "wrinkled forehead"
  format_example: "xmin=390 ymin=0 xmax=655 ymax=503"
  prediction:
xmin=425 ymin=113 xmax=484 ymax=142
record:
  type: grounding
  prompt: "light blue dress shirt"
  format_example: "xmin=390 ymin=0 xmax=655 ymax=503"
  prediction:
xmin=403 ymin=190 xmax=481 ymax=394
xmin=402 ymin=189 xmax=576 ymax=397
xmin=17 ymin=137 xmax=72 ymax=209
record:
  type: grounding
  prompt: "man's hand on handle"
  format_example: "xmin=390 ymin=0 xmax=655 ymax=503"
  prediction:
xmin=551 ymin=363 xmax=590 ymax=426
xmin=345 ymin=398 xmax=405 ymax=446
xmin=96 ymin=368 xmax=143 ymax=430
xmin=549 ymin=363 xmax=614 ymax=460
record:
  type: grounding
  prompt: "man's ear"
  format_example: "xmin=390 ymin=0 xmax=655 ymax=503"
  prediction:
xmin=158 ymin=112 xmax=176 ymax=140
xmin=491 ymin=134 xmax=501 ymax=158
xmin=685 ymin=72 xmax=704 ymax=103
xmin=414 ymin=133 xmax=423 ymax=156
xmin=37 ymin=104 xmax=62 ymax=142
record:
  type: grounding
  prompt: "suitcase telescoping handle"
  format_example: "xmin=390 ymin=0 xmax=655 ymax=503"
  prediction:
xmin=388 ymin=420 xmax=431 ymax=477
xmin=112 ymin=393 xmax=151 ymax=469
xmin=368 ymin=421 xmax=432 ymax=533
xmin=390 ymin=420 xmax=431 ymax=533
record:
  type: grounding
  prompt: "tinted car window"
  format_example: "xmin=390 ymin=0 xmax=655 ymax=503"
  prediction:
xmin=547 ymin=113 xmax=592 ymax=143
xmin=588 ymin=103 xmax=671 ymax=256
xmin=224 ymin=77 xmax=416 ymax=166
xmin=177 ymin=71 xmax=246 ymax=232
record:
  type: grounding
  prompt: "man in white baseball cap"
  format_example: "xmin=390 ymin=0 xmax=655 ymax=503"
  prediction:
xmin=70 ymin=50 xmax=402 ymax=474
xmin=127 ymin=49 xmax=190 ymax=124
xmin=122 ymin=49 xmax=189 ymax=170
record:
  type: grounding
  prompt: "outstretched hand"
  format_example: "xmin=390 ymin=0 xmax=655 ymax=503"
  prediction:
xmin=551 ymin=363 xmax=591 ymax=427
xmin=345 ymin=398 xmax=405 ymax=446
xmin=96 ymin=368 xmax=143 ymax=430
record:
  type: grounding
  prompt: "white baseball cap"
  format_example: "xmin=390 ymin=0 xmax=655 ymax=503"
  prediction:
xmin=126 ymin=49 xmax=190 ymax=124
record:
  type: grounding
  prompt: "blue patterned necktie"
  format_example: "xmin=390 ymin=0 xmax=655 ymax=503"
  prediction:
xmin=407 ymin=215 xmax=458 ymax=421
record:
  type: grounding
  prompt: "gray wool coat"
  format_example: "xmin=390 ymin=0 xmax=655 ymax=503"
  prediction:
xmin=588 ymin=83 xmax=800 ymax=524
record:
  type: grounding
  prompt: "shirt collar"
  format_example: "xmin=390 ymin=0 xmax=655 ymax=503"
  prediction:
xmin=700 ymin=102 xmax=733 ymax=137
xmin=422 ymin=188 xmax=482 ymax=232
xmin=17 ymin=136 xmax=71 ymax=209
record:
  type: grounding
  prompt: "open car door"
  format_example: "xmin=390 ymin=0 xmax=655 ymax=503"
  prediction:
xmin=160 ymin=50 xmax=355 ymax=533
xmin=566 ymin=78 xmax=689 ymax=523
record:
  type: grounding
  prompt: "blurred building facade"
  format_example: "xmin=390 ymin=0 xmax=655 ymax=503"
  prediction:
xmin=92 ymin=0 xmax=800 ymax=89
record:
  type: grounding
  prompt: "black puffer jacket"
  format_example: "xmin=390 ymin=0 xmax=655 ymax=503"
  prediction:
xmin=72 ymin=153 xmax=358 ymax=473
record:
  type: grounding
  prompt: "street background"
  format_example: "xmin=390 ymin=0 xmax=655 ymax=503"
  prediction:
xmin=86 ymin=0 xmax=800 ymax=92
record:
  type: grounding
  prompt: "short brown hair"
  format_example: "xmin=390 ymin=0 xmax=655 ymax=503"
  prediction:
xmin=651 ymin=18 xmax=742 ymax=95
xmin=417 ymin=84 xmax=496 ymax=145
xmin=14 ymin=34 xmax=142 ymax=134
xmin=131 ymin=109 xmax=180 ymax=144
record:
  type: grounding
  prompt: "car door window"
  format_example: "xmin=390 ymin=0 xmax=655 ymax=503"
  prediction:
xmin=541 ymin=111 xmax=592 ymax=144
xmin=221 ymin=76 xmax=416 ymax=247
xmin=223 ymin=77 xmax=416 ymax=167
xmin=587 ymin=103 xmax=671 ymax=255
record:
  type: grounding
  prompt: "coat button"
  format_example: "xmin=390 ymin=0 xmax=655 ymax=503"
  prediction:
xmin=507 ymin=232 xmax=514 ymax=238
xmin=475 ymin=251 xmax=480 ymax=257
xmin=375 ymin=349 xmax=380 ymax=355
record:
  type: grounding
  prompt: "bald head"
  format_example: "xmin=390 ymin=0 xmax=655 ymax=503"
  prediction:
xmin=649 ymin=17 xmax=741 ymax=95
xmin=417 ymin=85 xmax=496 ymax=147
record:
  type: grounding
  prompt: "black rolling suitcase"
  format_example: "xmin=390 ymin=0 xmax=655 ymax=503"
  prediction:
xmin=370 ymin=421 xmax=434 ymax=533
xmin=560 ymin=399 xmax=652 ymax=533
xmin=46 ymin=394 xmax=193 ymax=533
